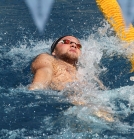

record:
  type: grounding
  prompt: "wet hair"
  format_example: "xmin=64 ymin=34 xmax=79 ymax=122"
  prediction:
xmin=51 ymin=35 xmax=73 ymax=54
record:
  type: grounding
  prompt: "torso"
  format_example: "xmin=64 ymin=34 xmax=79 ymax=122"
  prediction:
xmin=50 ymin=58 xmax=77 ymax=90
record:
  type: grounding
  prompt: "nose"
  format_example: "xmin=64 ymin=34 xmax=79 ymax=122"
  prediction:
xmin=70 ymin=42 xmax=77 ymax=48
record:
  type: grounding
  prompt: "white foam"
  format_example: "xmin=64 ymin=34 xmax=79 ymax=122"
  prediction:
xmin=4 ymin=39 xmax=53 ymax=68
xmin=60 ymin=23 xmax=134 ymax=134
xmin=3 ymin=23 xmax=134 ymax=137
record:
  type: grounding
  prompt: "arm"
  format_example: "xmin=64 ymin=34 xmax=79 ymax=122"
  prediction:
xmin=29 ymin=53 xmax=53 ymax=90
xmin=69 ymin=97 xmax=114 ymax=122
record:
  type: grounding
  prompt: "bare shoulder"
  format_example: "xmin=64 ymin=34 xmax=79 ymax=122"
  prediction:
xmin=31 ymin=53 xmax=54 ymax=73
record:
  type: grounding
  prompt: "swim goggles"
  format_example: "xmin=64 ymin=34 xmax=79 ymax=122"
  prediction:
xmin=58 ymin=39 xmax=82 ymax=49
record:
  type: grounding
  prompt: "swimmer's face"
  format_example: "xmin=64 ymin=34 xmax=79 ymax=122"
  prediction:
xmin=52 ymin=36 xmax=81 ymax=61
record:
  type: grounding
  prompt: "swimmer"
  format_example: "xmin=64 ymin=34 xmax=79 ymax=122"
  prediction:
xmin=29 ymin=35 xmax=113 ymax=122
xmin=29 ymin=35 xmax=81 ymax=90
xmin=29 ymin=35 xmax=104 ymax=91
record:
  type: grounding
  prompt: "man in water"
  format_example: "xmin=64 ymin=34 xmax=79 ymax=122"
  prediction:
xmin=29 ymin=35 xmax=81 ymax=90
xmin=29 ymin=35 xmax=113 ymax=122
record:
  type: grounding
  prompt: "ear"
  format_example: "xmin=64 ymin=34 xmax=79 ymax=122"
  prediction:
xmin=52 ymin=50 xmax=56 ymax=56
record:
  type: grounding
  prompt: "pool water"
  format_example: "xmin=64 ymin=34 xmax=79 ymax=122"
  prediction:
xmin=0 ymin=0 xmax=134 ymax=138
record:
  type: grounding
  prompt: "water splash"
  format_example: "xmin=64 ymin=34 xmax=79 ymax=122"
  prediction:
xmin=1 ymin=23 xmax=134 ymax=138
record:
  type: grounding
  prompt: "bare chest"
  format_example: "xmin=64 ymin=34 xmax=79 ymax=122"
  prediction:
xmin=50 ymin=60 xmax=76 ymax=90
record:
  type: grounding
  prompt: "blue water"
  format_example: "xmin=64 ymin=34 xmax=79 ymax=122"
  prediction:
xmin=1 ymin=0 xmax=134 ymax=138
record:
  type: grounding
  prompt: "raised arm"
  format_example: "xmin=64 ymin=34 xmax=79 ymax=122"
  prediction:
xmin=29 ymin=53 xmax=54 ymax=90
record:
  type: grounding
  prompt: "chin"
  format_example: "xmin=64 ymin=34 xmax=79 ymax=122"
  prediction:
xmin=69 ymin=55 xmax=78 ymax=60
xmin=59 ymin=52 xmax=78 ymax=62
xmin=68 ymin=51 xmax=78 ymax=57
xmin=67 ymin=52 xmax=78 ymax=59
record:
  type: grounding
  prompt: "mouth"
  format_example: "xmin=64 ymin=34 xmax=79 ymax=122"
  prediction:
xmin=69 ymin=49 xmax=76 ymax=53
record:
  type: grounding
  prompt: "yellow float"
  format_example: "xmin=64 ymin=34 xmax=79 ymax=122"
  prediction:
xmin=96 ymin=0 xmax=134 ymax=71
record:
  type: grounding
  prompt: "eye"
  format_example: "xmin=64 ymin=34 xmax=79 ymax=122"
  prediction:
xmin=63 ymin=39 xmax=71 ymax=44
xmin=77 ymin=44 xmax=82 ymax=49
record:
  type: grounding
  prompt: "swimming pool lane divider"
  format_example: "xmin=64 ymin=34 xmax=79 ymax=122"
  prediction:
xmin=96 ymin=0 xmax=134 ymax=72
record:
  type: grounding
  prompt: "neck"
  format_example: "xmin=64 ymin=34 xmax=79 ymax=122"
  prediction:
xmin=63 ymin=58 xmax=77 ymax=67
xmin=55 ymin=56 xmax=77 ymax=68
